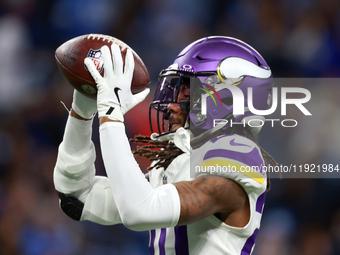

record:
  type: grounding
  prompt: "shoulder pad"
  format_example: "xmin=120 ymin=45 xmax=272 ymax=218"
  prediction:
xmin=205 ymin=134 xmax=263 ymax=168
xmin=193 ymin=134 xmax=266 ymax=191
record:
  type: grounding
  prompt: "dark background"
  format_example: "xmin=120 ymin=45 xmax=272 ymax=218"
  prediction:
xmin=0 ymin=0 xmax=340 ymax=254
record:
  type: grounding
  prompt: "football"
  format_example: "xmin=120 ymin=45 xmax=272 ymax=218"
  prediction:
xmin=55 ymin=34 xmax=150 ymax=99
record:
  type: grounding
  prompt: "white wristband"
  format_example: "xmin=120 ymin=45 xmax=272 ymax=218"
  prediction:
xmin=98 ymin=105 xmax=124 ymax=122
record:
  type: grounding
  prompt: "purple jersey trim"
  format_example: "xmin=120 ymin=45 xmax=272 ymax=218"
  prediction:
xmin=203 ymin=148 xmax=264 ymax=173
xmin=159 ymin=228 xmax=166 ymax=255
xmin=256 ymin=192 xmax=266 ymax=214
xmin=241 ymin=228 xmax=259 ymax=255
xmin=149 ymin=229 xmax=156 ymax=255
xmin=210 ymin=134 xmax=229 ymax=143
xmin=175 ymin=225 xmax=189 ymax=255
xmin=230 ymin=139 xmax=251 ymax=147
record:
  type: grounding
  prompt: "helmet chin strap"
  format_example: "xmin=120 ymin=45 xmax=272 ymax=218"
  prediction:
xmin=150 ymin=132 xmax=175 ymax=142
xmin=151 ymin=108 xmax=191 ymax=142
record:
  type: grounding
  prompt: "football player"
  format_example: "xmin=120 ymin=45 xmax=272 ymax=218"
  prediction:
xmin=54 ymin=36 xmax=276 ymax=255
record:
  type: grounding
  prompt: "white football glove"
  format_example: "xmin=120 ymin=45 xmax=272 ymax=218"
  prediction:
xmin=84 ymin=44 xmax=150 ymax=122
xmin=71 ymin=89 xmax=97 ymax=119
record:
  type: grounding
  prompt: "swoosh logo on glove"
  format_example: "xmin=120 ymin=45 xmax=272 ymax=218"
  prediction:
xmin=114 ymin=87 xmax=121 ymax=105
xmin=105 ymin=87 xmax=122 ymax=115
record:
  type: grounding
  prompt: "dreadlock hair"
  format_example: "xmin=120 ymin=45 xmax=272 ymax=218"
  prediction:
xmin=130 ymin=126 xmax=278 ymax=191
xmin=129 ymin=135 xmax=183 ymax=171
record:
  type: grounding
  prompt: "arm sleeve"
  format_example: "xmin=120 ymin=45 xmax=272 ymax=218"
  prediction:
xmin=99 ymin=122 xmax=181 ymax=231
xmin=53 ymin=114 xmax=121 ymax=225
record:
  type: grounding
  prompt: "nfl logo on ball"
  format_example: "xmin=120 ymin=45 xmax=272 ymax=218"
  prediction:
xmin=85 ymin=48 xmax=104 ymax=73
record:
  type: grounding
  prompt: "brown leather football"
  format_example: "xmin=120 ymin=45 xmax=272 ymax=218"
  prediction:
xmin=55 ymin=34 xmax=150 ymax=99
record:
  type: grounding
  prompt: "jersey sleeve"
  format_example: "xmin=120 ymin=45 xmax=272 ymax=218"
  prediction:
xmin=193 ymin=134 xmax=267 ymax=193
xmin=53 ymin=115 xmax=122 ymax=225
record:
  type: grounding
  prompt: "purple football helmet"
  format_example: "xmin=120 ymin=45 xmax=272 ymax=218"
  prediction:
xmin=149 ymin=36 xmax=273 ymax=138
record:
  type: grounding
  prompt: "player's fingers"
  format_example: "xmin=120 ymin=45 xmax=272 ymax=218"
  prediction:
xmin=84 ymin=58 xmax=102 ymax=83
xmin=124 ymin=49 xmax=135 ymax=80
xmin=134 ymin=88 xmax=150 ymax=103
xmin=111 ymin=44 xmax=123 ymax=75
xmin=126 ymin=88 xmax=150 ymax=112
xmin=101 ymin=45 xmax=113 ymax=79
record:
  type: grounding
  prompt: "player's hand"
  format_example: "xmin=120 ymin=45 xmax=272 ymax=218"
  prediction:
xmin=84 ymin=44 xmax=150 ymax=122
xmin=71 ymin=89 xmax=97 ymax=119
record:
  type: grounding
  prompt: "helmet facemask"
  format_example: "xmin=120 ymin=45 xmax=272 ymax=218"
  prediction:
xmin=149 ymin=70 xmax=218 ymax=138
xmin=149 ymin=74 xmax=191 ymax=138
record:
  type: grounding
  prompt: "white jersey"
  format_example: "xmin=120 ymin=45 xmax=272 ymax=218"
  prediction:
xmin=148 ymin=132 xmax=267 ymax=255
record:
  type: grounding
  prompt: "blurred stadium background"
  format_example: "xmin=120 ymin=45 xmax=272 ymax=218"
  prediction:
xmin=1 ymin=0 xmax=340 ymax=254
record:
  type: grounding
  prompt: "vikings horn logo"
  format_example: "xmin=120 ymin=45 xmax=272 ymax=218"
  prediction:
xmin=217 ymin=57 xmax=271 ymax=82
xmin=199 ymin=57 xmax=272 ymax=117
